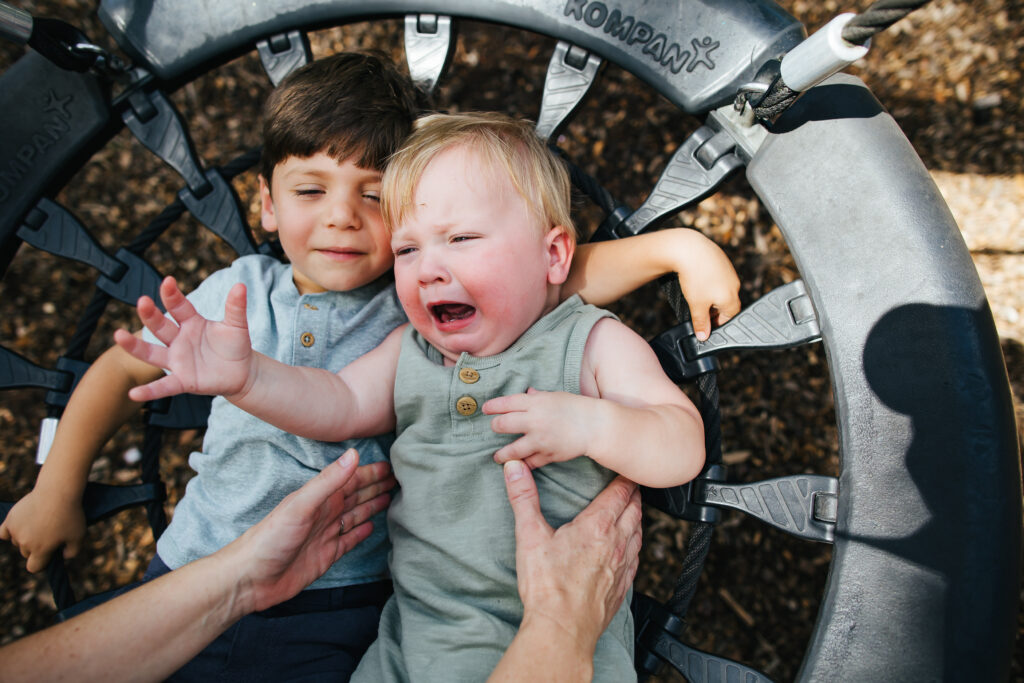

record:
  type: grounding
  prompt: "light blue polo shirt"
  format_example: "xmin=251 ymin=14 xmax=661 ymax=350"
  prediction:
xmin=147 ymin=254 xmax=406 ymax=589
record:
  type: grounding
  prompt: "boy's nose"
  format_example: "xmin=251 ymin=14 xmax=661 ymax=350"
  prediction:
xmin=326 ymin=199 xmax=359 ymax=230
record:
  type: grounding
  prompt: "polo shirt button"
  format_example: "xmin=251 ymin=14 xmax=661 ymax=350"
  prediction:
xmin=300 ymin=332 xmax=315 ymax=347
xmin=455 ymin=396 xmax=478 ymax=416
xmin=458 ymin=367 xmax=480 ymax=384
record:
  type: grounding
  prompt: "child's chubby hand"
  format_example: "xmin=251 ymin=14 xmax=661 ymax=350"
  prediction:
xmin=0 ymin=489 xmax=86 ymax=573
xmin=669 ymin=230 xmax=741 ymax=341
xmin=484 ymin=388 xmax=593 ymax=470
xmin=114 ymin=276 xmax=256 ymax=402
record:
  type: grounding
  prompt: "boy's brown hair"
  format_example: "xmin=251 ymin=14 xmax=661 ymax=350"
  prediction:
xmin=381 ymin=112 xmax=578 ymax=242
xmin=260 ymin=51 xmax=421 ymax=184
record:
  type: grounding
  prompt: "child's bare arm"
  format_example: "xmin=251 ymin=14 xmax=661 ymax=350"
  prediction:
xmin=485 ymin=318 xmax=704 ymax=487
xmin=227 ymin=328 xmax=402 ymax=442
xmin=116 ymin=276 xmax=400 ymax=443
xmin=565 ymin=229 xmax=741 ymax=340
xmin=0 ymin=343 xmax=163 ymax=572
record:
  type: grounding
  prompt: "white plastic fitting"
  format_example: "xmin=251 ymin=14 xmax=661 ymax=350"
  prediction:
xmin=779 ymin=13 xmax=870 ymax=92
xmin=36 ymin=416 xmax=58 ymax=464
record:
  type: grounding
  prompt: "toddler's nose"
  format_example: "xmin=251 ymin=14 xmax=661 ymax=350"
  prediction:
xmin=417 ymin=250 xmax=449 ymax=285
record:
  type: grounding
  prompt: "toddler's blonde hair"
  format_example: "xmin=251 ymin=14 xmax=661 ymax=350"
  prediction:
xmin=381 ymin=112 xmax=577 ymax=242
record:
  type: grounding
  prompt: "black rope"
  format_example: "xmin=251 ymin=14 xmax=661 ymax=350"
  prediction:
xmin=659 ymin=276 xmax=725 ymax=620
xmin=667 ymin=522 xmax=713 ymax=615
xmin=696 ymin=373 xmax=723 ymax=466
xmin=139 ymin=425 xmax=168 ymax=538
xmin=63 ymin=290 xmax=112 ymax=361
xmin=550 ymin=144 xmax=621 ymax=217
xmin=220 ymin=146 xmax=262 ymax=179
xmin=45 ymin=556 xmax=76 ymax=611
xmin=567 ymin=159 xmax=620 ymax=216
xmin=752 ymin=80 xmax=800 ymax=123
xmin=126 ymin=197 xmax=186 ymax=255
xmin=843 ymin=0 xmax=930 ymax=46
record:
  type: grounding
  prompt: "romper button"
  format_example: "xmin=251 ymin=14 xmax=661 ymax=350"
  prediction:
xmin=456 ymin=396 xmax=478 ymax=416
xmin=458 ymin=368 xmax=480 ymax=384
xmin=300 ymin=332 xmax=315 ymax=347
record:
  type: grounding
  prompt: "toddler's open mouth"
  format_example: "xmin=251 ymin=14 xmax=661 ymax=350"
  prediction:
xmin=431 ymin=303 xmax=476 ymax=324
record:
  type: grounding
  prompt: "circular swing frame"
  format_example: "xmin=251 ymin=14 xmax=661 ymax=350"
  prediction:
xmin=0 ymin=1 xmax=1019 ymax=680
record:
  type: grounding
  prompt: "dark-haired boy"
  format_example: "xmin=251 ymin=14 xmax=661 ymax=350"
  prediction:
xmin=3 ymin=51 xmax=419 ymax=681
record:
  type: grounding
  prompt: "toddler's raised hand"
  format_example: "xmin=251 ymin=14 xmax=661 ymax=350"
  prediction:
xmin=485 ymin=388 xmax=592 ymax=470
xmin=114 ymin=276 xmax=255 ymax=402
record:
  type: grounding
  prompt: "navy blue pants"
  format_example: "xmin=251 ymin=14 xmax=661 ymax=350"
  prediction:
xmin=144 ymin=555 xmax=391 ymax=682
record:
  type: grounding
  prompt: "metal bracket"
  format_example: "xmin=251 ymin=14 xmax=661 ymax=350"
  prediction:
xmin=651 ymin=318 xmax=721 ymax=383
xmin=623 ymin=125 xmax=744 ymax=235
xmin=651 ymin=280 xmax=821 ymax=382
xmin=123 ymin=88 xmax=256 ymax=256
xmin=95 ymin=248 xmax=163 ymax=308
xmin=0 ymin=344 xmax=72 ymax=392
xmin=44 ymin=356 xmax=90 ymax=408
xmin=18 ymin=199 xmax=126 ymax=280
xmin=122 ymin=88 xmax=209 ymax=196
xmin=633 ymin=593 xmax=775 ymax=682
xmin=404 ymin=14 xmax=454 ymax=95
xmin=535 ymin=41 xmax=602 ymax=141
xmin=707 ymin=100 xmax=769 ymax=163
xmin=178 ymin=168 xmax=258 ymax=256
xmin=698 ymin=279 xmax=821 ymax=355
xmin=642 ymin=464 xmax=726 ymax=524
xmin=697 ymin=473 xmax=839 ymax=543
xmin=257 ymin=30 xmax=312 ymax=87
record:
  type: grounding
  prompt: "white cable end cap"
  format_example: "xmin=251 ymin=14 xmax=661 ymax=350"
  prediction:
xmin=780 ymin=13 xmax=870 ymax=93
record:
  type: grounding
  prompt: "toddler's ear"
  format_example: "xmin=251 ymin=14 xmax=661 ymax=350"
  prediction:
xmin=259 ymin=175 xmax=279 ymax=233
xmin=545 ymin=225 xmax=575 ymax=285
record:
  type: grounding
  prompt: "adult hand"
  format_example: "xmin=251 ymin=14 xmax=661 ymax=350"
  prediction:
xmin=219 ymin=448 xmax=396 ymax=613
xmin=0 ymin=448 xmax=395 ymax=683
xmin=490 ymin=460 xmax=642 ymax=681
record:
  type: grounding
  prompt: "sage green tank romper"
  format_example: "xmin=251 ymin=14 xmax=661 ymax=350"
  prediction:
xmin=351 ymin=295 xmax=636 ymax=682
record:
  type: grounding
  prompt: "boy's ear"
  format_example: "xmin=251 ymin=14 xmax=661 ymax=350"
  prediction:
xmin=545 ymin=225 xmax=575 ymax=286
xmin=259 ymin=175 xmax=279 ymax=233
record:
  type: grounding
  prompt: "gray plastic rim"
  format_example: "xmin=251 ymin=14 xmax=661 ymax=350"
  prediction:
xmin=748 ymin=74 xmax=1020 ymax=681
xmin=26 ymin=1 xmax=1023 ymax=679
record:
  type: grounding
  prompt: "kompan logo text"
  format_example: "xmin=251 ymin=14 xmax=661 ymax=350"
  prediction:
xmin=564 ymin=0 xmax=720 ymax=75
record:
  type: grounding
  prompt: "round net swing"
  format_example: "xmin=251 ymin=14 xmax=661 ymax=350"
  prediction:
xmin=0 ymin=1 xmax=1020 ymax=680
